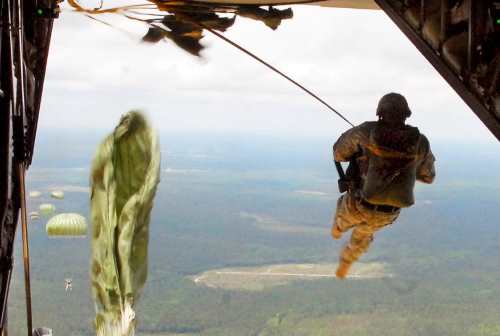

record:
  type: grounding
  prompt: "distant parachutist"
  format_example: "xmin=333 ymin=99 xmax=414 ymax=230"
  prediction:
xmin=29 ymin=211 xmax=40 ymax=221
xmin=65 ymin=278 xmax=73 ymax=292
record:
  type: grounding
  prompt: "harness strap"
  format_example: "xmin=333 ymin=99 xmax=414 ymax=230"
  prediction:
xmin=359 ymin=198 xmax=400 ymax=213
xmin=334 ymin=161 xmax=345 ymax=179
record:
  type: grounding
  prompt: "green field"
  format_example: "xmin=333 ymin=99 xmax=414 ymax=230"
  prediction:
xmin=6 ymin=133 xmax=500 ymax=335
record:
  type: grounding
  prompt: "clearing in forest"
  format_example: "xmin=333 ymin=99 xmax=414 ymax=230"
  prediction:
xmin=191 ymin=262 xmax=391 ymax=291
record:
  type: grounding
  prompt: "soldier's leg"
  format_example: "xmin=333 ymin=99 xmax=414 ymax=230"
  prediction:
xmin=336 ymin=209 xmax=400 ymax=279
xmin=336 ymin=225 xmax=375 ymax=279
xmin=331 ymin=193 xmax=362 ymax=240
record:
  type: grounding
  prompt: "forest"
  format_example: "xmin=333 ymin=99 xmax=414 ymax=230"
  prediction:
xmin=6 ymin=132 xmax=500 ymax=335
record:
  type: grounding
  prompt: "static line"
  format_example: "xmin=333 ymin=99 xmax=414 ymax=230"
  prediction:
xmin=200 ymin=23 xmax=355 ymax=128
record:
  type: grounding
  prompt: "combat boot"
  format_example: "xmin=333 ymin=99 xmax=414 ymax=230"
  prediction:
xmin=336 ymin=261 xmax=352 ymax=279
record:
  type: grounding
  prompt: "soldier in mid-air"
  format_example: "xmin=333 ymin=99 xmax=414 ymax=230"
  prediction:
xmin=331 ymin=93 xmax=436 ymax=279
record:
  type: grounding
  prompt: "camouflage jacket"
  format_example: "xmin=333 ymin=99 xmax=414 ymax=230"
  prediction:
xmin=333 ymin=121 xmax=435 ymax=208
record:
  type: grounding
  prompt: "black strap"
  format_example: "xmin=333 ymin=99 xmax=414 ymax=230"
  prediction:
xmin=335 ymin=161 xmax=345 ymax=179
xmin=359 ymin=198 xmax=400 ymax=213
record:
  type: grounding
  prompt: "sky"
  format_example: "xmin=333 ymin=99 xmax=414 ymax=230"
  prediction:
xmin=37 ymin=2 xmax=499 ymax=144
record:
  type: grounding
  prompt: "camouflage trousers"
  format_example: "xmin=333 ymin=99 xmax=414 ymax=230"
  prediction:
xmin=333 ymin=192 xmax=400 ymax=265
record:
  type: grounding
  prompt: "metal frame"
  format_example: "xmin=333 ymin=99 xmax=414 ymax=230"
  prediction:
xmin=0 ymin=0 xmax=57 ymax=333
xmin=374 ymin=0 xmax=500 ymax=141
xmin=440 ymin=0 xmax=448 ymax=48
xmin=419 ymin=0 xmax=426 ymax=30
xmin=0 ymin=0 xmax=20 ymax=333
xmin=466 ymin=0 xmax=474 ymax=72
xmin=0 ymin=1 xmax=498 ymax=334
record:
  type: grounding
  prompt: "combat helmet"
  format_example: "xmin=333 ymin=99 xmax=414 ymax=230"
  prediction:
xmin=376 ymin=93 xmax=412 ymax=122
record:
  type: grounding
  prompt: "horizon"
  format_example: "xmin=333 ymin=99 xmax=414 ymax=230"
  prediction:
xmin=13 ymin=118 xmax=500 ymax=335
xmin=5 ymin=2 xmax=500 ymax=335
xmin=38 ymin=4 xmax=500 ymax=143
xmin=29 ymin=129 xmax=500 ymax=189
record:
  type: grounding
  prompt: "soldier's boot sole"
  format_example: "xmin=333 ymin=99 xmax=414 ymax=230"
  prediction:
xmin=336 ymin=262 xmax=352 ymax=279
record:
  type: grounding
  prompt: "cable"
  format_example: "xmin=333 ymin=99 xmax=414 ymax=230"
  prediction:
xmin=70 ymin=2 xmax=356 ymax=128
xmin=18 ymin=163 xmax=33 ymax=336
xmin=198 ymin=23 xmax=355 ymax=128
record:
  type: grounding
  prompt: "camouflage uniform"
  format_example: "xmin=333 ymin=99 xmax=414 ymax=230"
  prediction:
xmin=334 ymin=191 xmax=400 ymax=265
xmin=333 ymin=121 xmax=435 ymax=269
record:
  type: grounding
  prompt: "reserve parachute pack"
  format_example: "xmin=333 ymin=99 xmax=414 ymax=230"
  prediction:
xmin=335 ymin=158 xmax=360 ymax=194
xmin=361 ymin=124 xmax=422 ymax=208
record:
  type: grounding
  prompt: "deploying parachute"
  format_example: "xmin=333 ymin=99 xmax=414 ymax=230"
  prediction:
xmin=46 ymin=213 xmax=87 ymax=237
xmin=90 ymin=111 xmax=160 ymax=336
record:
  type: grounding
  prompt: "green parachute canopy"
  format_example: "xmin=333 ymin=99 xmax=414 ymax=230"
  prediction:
xmin=39 ymin=203 xmax=56 ymax=216
xmin=46 ymin=213 xmax=87 ymax=237
xmin=90 ymin=111 xmax=160 ymax=336
xmin=29 ymin=190 xmax=42 ymax=198
xmin=50 ymin=190 xmax=65 ymax=199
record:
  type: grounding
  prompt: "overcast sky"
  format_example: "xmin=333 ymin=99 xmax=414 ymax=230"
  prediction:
xmin=38 ymin=3 xmax=498 ymax=144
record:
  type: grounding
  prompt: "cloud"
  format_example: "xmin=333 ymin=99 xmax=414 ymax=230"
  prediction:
xmin=38 ymin=5 xmax=496 ymax=143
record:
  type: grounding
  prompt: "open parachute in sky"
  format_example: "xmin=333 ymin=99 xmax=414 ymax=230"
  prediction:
xmin=90 ymin=111 xmax=161 ymax=336
xmin=50 ymin=190 xmax=64 ymax=199
xmin=46 ymin=213 xmax=88 ymax=237
xmin=29 ymin=212 xmax=40 ymax=221
xmin=39 ymin=203 xmax=56 ymax=216
xmin=29 ymin=191 xmax=41 ymax=198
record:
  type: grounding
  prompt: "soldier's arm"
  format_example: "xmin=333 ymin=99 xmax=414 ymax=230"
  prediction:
xmin=333 ymin=124 xmax=367 ymax=162
xmin=416 ymin=135 xmax=436 ymax=184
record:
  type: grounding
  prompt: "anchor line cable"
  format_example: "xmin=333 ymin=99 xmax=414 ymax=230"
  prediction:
xmin=198 ymin=23 xmax=355 ymax=128
xmin=68 ymin=5 xmax=355 ymax=127
xmin=74 ymin=9 xmax=355 ymax=127
xmin=18 ymin=163 xmax=33 ymax=336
